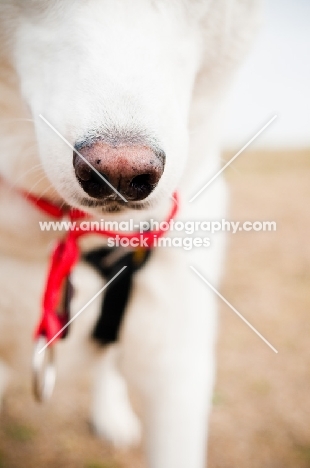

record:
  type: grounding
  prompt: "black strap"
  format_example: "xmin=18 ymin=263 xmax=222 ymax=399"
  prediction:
xmin=83 ymin=247 xmax=151 ymax=345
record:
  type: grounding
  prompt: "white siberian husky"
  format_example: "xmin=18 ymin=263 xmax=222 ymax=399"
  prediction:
xmin=0 ymin=1 xmax=260 ymax=467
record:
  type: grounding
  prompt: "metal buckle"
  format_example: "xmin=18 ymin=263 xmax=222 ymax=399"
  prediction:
xmin=32 ymin=336 xmax=56 ymax=402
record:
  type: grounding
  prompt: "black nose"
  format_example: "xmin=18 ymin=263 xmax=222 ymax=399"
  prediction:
xmin=73 ymin=142 xmax=165 ymax=201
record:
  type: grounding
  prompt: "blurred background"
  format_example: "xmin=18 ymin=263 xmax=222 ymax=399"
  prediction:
xmin=212 ymin=1 xmax=310 ymax=466
xmin=0 ymin=1 xmax=309 ymax=467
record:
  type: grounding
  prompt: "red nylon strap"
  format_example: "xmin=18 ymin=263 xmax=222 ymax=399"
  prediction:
xmin=24 ymin=192 xmax=88 ymax=220
xmin=28 ymin=191 xmax=179 ymax=343
xmin=34 ymin=233 xmax=79 ymax=341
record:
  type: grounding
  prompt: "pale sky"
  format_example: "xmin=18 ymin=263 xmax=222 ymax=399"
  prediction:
xmin=223 ymin=0 xmax=310 ymax=150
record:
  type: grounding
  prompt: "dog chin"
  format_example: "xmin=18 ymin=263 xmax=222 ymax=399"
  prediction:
xmin=79 ymin=197 xmax=151 ymax=214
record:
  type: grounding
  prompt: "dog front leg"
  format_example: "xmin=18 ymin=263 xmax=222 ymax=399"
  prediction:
xmin=142 ymin=358 xmax=215 ymax=468
xmin=121 ymin=251 xmax=219 ymax=468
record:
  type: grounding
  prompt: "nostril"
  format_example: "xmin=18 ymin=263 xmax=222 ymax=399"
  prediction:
xmin=130 ymin=174 xmax=152 ymax=190
xmin=129 ymin=173 xmax=155 ymax=200
xmin=91 ymin=170 xmax=108 ymax=184
xmin=76 ymin=165 xmax=92 ymax=181
xmin=73 ymin=152 xmax=92 ymax=181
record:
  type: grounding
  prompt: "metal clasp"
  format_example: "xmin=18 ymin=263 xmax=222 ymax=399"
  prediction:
xmin=32 ymin=336 xmax=56 ymax=402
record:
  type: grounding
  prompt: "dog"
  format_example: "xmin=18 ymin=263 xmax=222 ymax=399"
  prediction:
xmin=0 ymin=1 xmax=260 ymax=467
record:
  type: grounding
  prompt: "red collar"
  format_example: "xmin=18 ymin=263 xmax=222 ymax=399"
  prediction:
xmin=22 ymin=189 xmax=178 ymax=345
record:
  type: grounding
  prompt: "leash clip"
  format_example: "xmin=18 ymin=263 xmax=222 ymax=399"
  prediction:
xmin=32 ymin=271 xmax=74 ymax=402
xmin=32 ymin=335 xmax=56 ymax=402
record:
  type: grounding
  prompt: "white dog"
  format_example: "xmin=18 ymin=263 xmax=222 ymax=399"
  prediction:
xmin=0 ymin=1 xmax=260 ymax=467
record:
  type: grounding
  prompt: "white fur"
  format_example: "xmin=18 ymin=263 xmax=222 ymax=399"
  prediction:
xmin=0 ymin=1 xmax=260 ymax=467
xmin=91 ymin=344 xmax=142 ymax=447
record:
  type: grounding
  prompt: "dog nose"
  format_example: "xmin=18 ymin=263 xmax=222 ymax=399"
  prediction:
xmin=73 ymin=142 xmax=165 ymax=201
